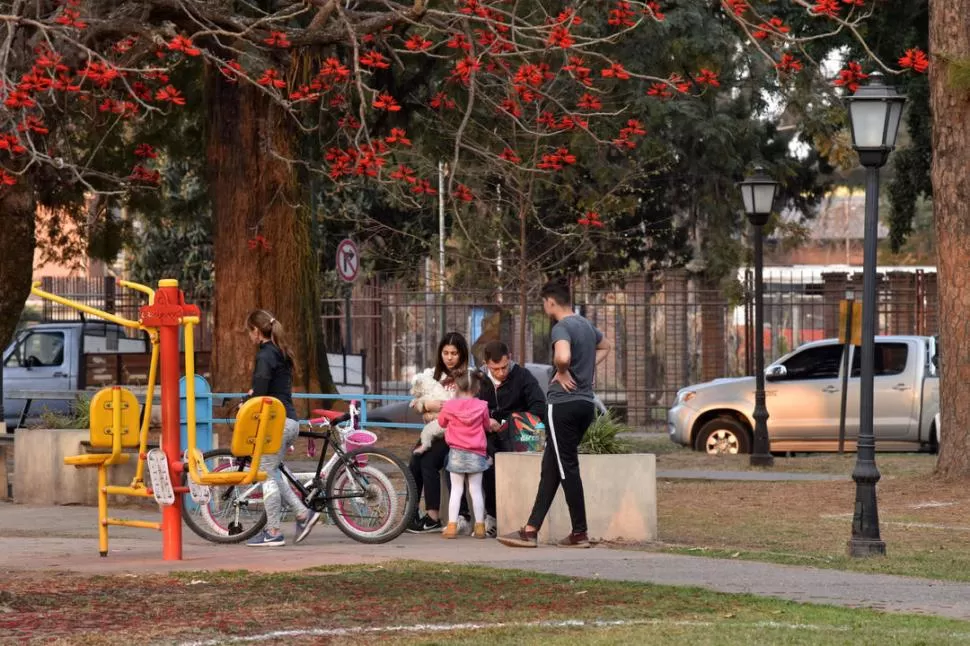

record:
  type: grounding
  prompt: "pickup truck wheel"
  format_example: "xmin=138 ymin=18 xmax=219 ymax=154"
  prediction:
xmin=695 ymin=417 xmax=751 ymax=455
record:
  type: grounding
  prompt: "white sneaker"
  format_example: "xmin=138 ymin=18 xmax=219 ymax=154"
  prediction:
xmin=485 ymin=514 xmax=497 ymax=538
xmin=456 ymin=516 xmax=472 ymax=536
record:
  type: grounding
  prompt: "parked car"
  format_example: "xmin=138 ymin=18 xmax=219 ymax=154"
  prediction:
xmin=3 ymin=321 xmax=149 ymax=427
xmin=668 ymin=335 xmax=940 ymax=455
xmin=366 ymin=362 xmax=606 ymax=426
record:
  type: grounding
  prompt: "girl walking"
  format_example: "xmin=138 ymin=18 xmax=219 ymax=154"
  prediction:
xmin=437 ymin=370 xmax=490 ymax=539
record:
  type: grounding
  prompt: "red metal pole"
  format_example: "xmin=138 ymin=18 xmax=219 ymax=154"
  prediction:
xmin=156 ymin=281 xmax=183 ymax=561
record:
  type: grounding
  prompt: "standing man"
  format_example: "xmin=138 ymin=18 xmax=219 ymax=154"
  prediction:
xmin=473 ymin=340 xmax=546 ymax=536
xmin=498 ymin=280 xmax=612 ymax=549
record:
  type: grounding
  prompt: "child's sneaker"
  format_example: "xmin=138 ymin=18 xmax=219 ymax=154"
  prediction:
xmin=246 ymin=530 xmax=285 ymax=547
xmin=473 ymin=522 xmax=487 ymax=539
xmin=294 ymin=511 xmax=321 ymax=544
xmin=485 ymin=514 xmax=497 ymax=538
xmin=456 ymin=515 xmax=472 ymax=536
xmin=442 ymin=522 xmax=459 ymax=539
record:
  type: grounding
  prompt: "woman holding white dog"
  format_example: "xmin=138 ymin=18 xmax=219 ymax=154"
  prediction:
xmin=406 ymin=332 xmax=469 ymax=533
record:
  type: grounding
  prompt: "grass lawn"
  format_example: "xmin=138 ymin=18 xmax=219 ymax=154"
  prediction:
xmin=616 ymin=434 xmax=970 ymax=581
xmin=1 ymin=562 xmax=968 ymax=645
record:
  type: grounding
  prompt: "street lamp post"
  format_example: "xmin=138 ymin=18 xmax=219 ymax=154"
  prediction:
xmin=739 ymin=167 xmax=780 ymax=467
xmin=844 ymin=71 xmax=906 ymax=557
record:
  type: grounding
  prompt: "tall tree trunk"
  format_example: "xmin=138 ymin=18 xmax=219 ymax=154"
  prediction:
xmin=930 ymin=0 xmax=970 ymax=477
xmin=0 ymin=182 xmax=36 ymax=349
xmin=205 ymin=70 xmax=335 ymax=402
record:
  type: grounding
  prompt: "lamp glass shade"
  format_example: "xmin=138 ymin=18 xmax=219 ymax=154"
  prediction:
xmin=846 ymin=72 xmax=906 ymax=151
xmin=740 ymin=173 xmax=778 ymax=216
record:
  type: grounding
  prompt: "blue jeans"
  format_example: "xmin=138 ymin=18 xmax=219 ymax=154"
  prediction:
xmin=261 ymin=418 xmax=308 ymax=532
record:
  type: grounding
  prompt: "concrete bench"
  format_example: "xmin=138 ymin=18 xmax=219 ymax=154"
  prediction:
xmin=0 ymin=433 xmax=13 ymax=500
xmin=13 ymin=428 xmax=153 ymax=506
xmin=495 ymin=452 xmax=658 ymax=544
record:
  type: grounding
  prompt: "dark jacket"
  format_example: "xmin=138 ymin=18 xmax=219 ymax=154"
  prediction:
xmin=477 ymin=363 xmax=546 ymax=425
xmin=251 ymin=342 xmax=297 ymax=420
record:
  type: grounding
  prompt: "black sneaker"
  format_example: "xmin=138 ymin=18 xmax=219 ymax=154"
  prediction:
xmin=406 ymin=515 xmax=442 ymax=534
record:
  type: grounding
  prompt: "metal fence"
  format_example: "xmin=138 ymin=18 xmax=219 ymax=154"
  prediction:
xmin=35 ymin=266 xmax=939 ymax=430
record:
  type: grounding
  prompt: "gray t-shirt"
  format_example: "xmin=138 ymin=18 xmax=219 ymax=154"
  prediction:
xmin=547 ymin=314 xmax=603 ymax=404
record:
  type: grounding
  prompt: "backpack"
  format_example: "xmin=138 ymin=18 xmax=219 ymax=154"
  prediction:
xmin=508 ymin=412 xmax=545 ymax=452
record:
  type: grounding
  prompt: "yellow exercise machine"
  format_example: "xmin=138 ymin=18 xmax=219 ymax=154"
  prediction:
xmin=30 ymin=279 xmax=285 ymax=560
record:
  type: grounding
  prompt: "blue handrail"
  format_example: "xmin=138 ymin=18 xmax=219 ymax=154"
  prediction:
xmin=211 ymin=392 xmax=423 ymax=430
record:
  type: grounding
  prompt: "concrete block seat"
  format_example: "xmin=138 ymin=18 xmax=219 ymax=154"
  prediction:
xmin=495 ymin=452 xmax=658 ymax=545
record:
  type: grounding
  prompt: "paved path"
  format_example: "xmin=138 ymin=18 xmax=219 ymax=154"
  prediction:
xmin=2 ymin=503 xmax=969 ymax=621
xmin=656 ymin=469 xmax=851 ymax=481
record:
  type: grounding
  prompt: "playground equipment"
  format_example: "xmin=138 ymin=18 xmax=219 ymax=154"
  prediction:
xmin=31 ymin=278 xmax=284 ymax=561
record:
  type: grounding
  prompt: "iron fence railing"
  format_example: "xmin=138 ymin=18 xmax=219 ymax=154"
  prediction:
xmin=35 ymin=266 xmax=939 ymax=429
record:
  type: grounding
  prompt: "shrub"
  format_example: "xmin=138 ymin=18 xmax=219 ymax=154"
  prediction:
xmin=36 ymin=393 xmax=92 ymax=430
xmin=579 ymin=410 xmax=633 ymax=454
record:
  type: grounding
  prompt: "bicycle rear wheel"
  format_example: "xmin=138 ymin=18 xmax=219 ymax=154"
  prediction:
xmin=181 ymin=449 xmax=268 ymax=543
xmin=324 ymin=447 xmax=417 ymax=544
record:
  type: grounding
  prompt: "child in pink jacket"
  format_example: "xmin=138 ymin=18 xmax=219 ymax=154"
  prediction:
xmin=437 ymin=370 xmax=490 ymax=539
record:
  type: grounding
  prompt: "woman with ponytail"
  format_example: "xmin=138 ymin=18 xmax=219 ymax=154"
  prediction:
xmin=244 ymin=310 xmax=321 ymax=547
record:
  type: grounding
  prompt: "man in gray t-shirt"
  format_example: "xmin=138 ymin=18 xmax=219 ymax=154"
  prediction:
xmin=498 ymin=280 xmax=612 ymax=550
xmin=547 ymin=314 xmax=603 ymax=405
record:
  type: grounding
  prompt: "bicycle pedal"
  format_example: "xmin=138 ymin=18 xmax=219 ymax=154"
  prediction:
xmin=188 ymin=477 xmax=211 ymax=505
xmin=146 ymin=449 xmax=175 ymax=506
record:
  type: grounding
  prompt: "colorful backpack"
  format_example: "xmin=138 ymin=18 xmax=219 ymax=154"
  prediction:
xmin=508 ymin=412 xmax=545 ymax=452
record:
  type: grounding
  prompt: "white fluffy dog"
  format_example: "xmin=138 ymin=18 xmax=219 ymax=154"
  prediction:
xmin=410 ymin=369 xmax=451 ymax=453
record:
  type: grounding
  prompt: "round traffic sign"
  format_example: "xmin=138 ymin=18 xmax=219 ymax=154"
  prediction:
xmin=336 ymin=238 xmax=360 ymax=283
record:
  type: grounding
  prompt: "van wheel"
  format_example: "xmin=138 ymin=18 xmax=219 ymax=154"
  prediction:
xmin=694 ymin=417 xmax=751 ymax=455
xmin=929 ymin=425 xmax=939 ymax=455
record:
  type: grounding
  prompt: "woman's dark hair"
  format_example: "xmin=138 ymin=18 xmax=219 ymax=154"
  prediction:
xmin=246 ymin=309 xmax=293 ymax=364
xmin=452 ymin=369 xmax=482 ymax=396
xmin=434 ymin=331 xmax=469 ymax=381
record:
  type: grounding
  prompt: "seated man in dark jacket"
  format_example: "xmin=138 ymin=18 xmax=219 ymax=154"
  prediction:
xmin=465 ymin=340 xmax=546 ymax=537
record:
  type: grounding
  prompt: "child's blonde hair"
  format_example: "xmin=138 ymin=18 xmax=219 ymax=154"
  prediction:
xmin=452 ymin=369 xmax=481 ymax=396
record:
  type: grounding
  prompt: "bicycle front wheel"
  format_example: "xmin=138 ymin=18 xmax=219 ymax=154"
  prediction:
xmin=324 ymin=447 xmax=417 ymax=544
xmin=181 ymin=449 xmax=267 ymax=543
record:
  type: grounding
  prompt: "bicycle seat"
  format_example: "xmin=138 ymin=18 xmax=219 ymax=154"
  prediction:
xmin=311 ymin=409 xmax=350 ymax=424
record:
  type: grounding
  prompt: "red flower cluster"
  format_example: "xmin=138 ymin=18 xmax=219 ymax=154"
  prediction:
xmin=167 ymin=35 xmax=201 ymax=57
xmin=453 ymin=184 xmax=474 ymax=202
xmin=264 ymin=31 xmax=291 ymax=48
xmin=360 ymin=50 xmax=391 ymax=69
xmin=450 ymin=57 xmax=481 ymax=85
xmin=129 ymin=165 xmax=161 ymax=184
xmin=899 ymin=48 xmax=929 ymax=73
xmin=812 ymin=0 xmax=841 ymax=17
xmin=723 ymin=0 xmax=747 ymax=17
xmin=601 ymin=63 xmax=631 ymax=80
xmin=577 ymin=93 xmax=603 ymax=110
xmin=499 ymin=148 xmax=522 ymax=164
xmin=412 ymin=179 xmax=438 ymax=196
xmin=258 ymin=69 xmax=286 ymax=89
xmin=134 ymin=143 xmax=158 ymax=158
xmin=776 ymin=53 xmax=803 ymax=75
xmin=373 ymin=93 xmax=401 ymax=111
xmin=0 ymin=134 xmax=27 ymax=155
xmin=577 ymin=211 xmax=604 ymax=228
xmin=537 ymin=147 xmax=577 ymax=170
xmin=613 ymin=119 xmax=646 ymax=149
xmin=753 ymin=18 xmax=790 ymax=40
xmin=696 ymin=68 xmax=720 ymax=87
xmin=155 ymin=85 xmax=186 ymax=105
xmin=247 ymin=235 xmax=271 ymax=252
xmin=430 ymin=92 xmax=457 ymax=110
xmin=390 ymin=164 xmax=417 ymax=184
xmin=385 ymin=128 xmax=411 ymax=145
xmin=406 ymin=35 xmax=434 ymax=51
xmin=645 ymin=1 xmax=665 ymax=20
xmin=564 ymin=56 xmax=593 ymax=86
xmin=608 ymin=1 xmax=637 ymax=27
xmin=834 ymin=61 xmax=868 ymax=92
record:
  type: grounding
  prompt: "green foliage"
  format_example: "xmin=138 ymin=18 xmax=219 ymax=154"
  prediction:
xmin=579 ymin=411 xmax=633 ymax=455
xmin=37 ymin=393 xmax=92 ymax=430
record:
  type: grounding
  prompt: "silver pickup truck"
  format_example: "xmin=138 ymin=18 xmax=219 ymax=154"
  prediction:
xmin=668 ymin=335 xmax=940 ymax=454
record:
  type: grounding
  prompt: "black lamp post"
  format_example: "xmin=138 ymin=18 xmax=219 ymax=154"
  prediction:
xmin=844 ymin=71 xmax=906 ymax=557
xmin=740 ymin=166 xmax=780 ymax=467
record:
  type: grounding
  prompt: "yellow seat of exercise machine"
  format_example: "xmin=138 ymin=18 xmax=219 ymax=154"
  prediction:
xmin=65 ymin=387 xmax=141 ymax=469
xmin=187 ymin=397 xmax=285 ymax=486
